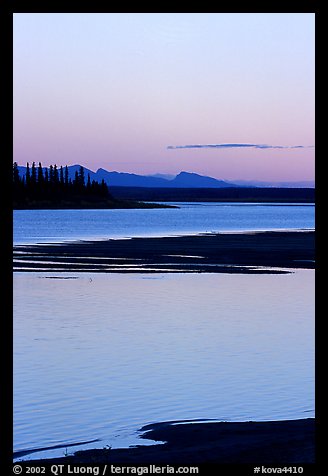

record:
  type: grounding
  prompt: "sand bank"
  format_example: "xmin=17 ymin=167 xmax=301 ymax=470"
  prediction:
xmin=22 ymin=418 xmax=315 ymax=465
xmin=14 ymin=230 xmax=315 ymax=274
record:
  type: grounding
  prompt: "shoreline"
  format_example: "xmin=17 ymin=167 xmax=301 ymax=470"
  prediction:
xmin=19 ymin=418 xmax=315 ymax=465
xmin=14 ymin=230 xmax=315 ymax=274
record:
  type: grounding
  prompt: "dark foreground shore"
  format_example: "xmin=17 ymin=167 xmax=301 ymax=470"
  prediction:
xmin=22 ymin=419 xmax=315 ymax=465
xmin=14 ymin=230 xmax=315 ymax=274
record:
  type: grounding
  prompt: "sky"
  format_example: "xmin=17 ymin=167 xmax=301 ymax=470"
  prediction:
xmin=13 ymin=13 xmax=315 ymax=182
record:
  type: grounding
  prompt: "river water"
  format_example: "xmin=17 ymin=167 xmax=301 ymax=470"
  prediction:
xmin=13 ymin=203 xmax=315 ymax=460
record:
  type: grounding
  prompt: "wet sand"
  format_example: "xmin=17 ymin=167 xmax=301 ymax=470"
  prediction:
xmin=23 ymin=418 xmax=315 ymax=465
xmin=14 ymin=230 xmax=315 ymax=274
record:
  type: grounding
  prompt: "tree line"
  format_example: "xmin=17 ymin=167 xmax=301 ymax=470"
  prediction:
xmin=13 ymin=162 xmax=112 ymax=203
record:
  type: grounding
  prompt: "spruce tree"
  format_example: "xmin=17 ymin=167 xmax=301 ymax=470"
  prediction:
xmin=101 ymin=179 xmax=109 ymax=197
xmin=26 ymin=162 xmax=30 ymax=186
xmin=13 ymin=162 xmax=20 ymax=185
xmin=37 ymin=162 xmax=44 ymax=197
xmin=31 ymin=161 xmax=37 ymax=185
xmin=53 ymin=164 xmax=59 ymax=185
xmin=60 ymin=166 xmax=64 ymax=186
xmin=38 ymin=162 xmax=44 ymax=184
xmin=78 ymin=166 xmax=85 ymax=188
xmin=64 ymin=165 xmax=69 ymax=186
xmin=73 ymin=170 xmax=79 ymax=193
xmin=49 ymin=165 xmax=54 ymax=184
xmin=86 ymin=173 xmax=91 ymax=194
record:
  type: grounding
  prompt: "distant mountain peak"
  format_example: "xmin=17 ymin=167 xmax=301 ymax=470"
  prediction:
xmin=177 ymin=171 xmax=197 ymax=176
xmin=15 ymin=164 xmax=313 ymax=189
xmin=172 ymin=171 xmax=233 ymax=188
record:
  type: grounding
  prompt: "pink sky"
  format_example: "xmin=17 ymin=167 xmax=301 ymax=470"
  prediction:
xmin=13 ymin=13 xmax=315 ymax=182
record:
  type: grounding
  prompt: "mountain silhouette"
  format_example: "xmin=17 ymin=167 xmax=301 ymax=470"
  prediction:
xmin=16 ymin=165 xmax=314 ymax=188
xmin=16 ymin=165 xmax=237 ymax=188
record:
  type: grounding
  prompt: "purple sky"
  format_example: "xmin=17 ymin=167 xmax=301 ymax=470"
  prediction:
xmin=13 ymin=13 xmax=315 ymax=181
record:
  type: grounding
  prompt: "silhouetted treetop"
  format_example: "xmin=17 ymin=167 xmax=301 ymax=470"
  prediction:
xmin=13 ymin=162 xmax=112 ymax=206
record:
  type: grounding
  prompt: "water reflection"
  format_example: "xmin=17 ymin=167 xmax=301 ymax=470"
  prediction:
xmin=14 ymin=270 xmax=314 ymax=459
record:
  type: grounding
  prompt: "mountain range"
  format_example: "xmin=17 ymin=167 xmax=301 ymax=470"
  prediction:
xmin=17 ymin=165 xmax=314 ymax=188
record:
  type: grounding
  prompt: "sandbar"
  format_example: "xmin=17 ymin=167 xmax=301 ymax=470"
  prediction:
xmin=13 ymin=230 xmax=315 ymax=274
xmin=22 ymin=418 xmax=315 ymax=465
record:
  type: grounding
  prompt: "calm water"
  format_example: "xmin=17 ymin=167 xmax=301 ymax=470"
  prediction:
xmin=14 ymin=271 xmax=314 ymax=460
xmin=13 ymin=203 xmax=315 ymax=460
xmin=13 ymin=202 xmax=314 ymax=244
